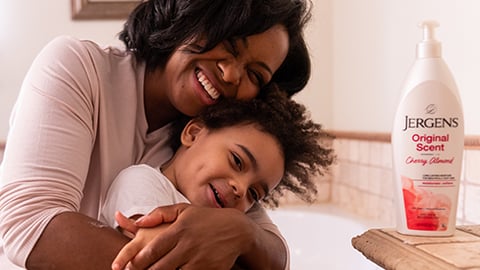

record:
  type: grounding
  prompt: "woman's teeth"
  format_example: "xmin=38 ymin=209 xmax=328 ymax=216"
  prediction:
xmin=196 ymin=70 xmax=220 ymax=100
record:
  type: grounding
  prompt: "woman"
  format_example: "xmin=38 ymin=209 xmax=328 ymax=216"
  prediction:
xmin=0 ymin=0 xmax=312 ymax=269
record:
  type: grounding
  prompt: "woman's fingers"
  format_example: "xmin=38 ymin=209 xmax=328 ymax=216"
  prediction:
xmin=141 ymin=241 xmax=189 ymax=270
xmin=111 ymin=237 xmax=144 ymax=270
xmin=128 ymin=227 xmax=181 ymax=270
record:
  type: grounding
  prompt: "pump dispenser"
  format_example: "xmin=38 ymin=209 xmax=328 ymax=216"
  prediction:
xmin=417 ymin=21 xmax=441 ymax=58
xmin=391 ymin=20 xmax=464 ymax=236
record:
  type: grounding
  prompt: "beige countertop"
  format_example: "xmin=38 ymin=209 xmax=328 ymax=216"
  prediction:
xmin=352 ymin=226 xmax=480 ymax=270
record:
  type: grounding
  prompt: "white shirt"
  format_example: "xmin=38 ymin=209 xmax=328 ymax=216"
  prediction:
xmin=101 ymin=164 xmax=190 ymax=228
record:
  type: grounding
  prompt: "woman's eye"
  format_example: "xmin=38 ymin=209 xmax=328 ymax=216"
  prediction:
xmin=186 ymin=43 xmax=204 ymax=53
xmin=224 ymin=39 xmax=239 ymax=57
xmin=248 ymin=70 xmax=266 ymax=87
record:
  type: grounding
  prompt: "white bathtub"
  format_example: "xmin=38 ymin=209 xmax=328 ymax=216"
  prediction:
xmin=267 ymin=205 xmax=383 ymax=270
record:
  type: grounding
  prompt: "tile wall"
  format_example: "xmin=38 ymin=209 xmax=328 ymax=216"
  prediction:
xmin=329 ymin=136 xmax=480 ymax=228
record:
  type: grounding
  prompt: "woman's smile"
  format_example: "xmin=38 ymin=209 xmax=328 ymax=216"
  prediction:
xmin=196 ymin=70 xmax=220 ymax=100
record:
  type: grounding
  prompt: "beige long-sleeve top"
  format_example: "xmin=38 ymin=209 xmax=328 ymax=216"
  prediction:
xmin=0 ymin=36 xmax=286 ymax=268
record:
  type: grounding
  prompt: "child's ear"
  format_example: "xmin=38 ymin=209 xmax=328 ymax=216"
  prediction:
xmin=181 ymin=120 xmax=205 ymax=146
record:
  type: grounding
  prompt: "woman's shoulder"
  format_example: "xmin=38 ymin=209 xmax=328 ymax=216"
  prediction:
xmin=40 ymin=35 xmax=129 ymax=61
xmin=47 ymin=35 xmax=85 ymax=45
xmin=43 ymin=35 xmax=93 ymax=53
xmin=33 ymin=36 xmax=136 ymax=82
xmin=33 ymin=36 xmax=100 ymax=66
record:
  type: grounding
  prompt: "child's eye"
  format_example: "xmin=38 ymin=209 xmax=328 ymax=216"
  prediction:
xmin=232 ymin=153 xmax=243 ymax=170
xmin=248 ymin=188 xmax=260 ymax=202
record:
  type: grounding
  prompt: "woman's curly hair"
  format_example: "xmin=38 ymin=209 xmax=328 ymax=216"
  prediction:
xmin=169 ymin=84 xmax=335 ymax=208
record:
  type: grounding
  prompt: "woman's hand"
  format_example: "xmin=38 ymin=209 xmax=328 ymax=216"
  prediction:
xmin=116 ymin=203 xmax=255 ymax=270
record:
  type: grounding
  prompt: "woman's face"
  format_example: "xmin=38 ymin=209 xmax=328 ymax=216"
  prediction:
xmin=164 ymin=121 xmax=284 ymax=212
xmin=158 ymin=24 xmax=289 ymax=117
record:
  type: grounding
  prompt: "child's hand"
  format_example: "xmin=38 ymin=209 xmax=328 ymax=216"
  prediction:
xmin=111 ymin=221 xmax=170 ymax=270
xmin=115 ymin=211 xmax=140 ymax=239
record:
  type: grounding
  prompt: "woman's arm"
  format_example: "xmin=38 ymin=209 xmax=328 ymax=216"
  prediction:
xmin=0 ymin=36 xmax=99 ymax=267
xmin=235 ymin=223 xmax=287 ymax=270
xmin=237 ymin=203 xmax=289 ymax=270
xmin=26 ymin=212 xmax=129 ymax=270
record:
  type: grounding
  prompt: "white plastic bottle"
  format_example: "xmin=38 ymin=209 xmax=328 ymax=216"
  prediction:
xmin=392 ymin=21 xmax=464 ymax=236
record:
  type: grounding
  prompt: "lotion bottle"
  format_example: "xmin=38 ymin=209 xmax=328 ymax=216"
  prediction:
xmin=392 ymin=21 xmax=464 ymax=236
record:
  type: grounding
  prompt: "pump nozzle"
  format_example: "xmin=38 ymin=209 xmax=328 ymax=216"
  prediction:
xmin=416 ymin=20 xmax=441 ymax=58
xmin=419 ymin=21 xmax=439 ymax=42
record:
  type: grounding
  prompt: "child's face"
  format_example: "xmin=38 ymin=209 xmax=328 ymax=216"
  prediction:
xmin=164 ymin=121 xmax=284 ymax=212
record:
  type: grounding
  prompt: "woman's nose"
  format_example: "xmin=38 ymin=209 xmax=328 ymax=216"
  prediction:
xmin=217 ymin=59 xmax=242 ymax=97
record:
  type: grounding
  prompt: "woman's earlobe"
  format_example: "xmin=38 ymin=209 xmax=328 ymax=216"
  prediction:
xmin=180 ymin=120 xmax=205 ymax=146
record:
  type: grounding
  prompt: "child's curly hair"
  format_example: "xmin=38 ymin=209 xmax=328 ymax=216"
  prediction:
xmin=169 ymin=84 xmax=335 ymax=208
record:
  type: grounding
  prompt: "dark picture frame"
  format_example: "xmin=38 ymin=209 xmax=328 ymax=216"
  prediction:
xmin=71 ymin=0 xmax=141 ymax=20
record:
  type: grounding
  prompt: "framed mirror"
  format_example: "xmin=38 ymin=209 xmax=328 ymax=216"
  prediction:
xmin=71 ymin=0 xmax=142 ymax=20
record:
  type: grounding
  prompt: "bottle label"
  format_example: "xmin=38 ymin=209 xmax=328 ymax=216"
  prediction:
xmin=393 ymin=80 xmax=464 ymax=231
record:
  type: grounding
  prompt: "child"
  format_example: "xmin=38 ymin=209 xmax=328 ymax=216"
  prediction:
xmin=101 ymin=85 xmax=335 ymax=269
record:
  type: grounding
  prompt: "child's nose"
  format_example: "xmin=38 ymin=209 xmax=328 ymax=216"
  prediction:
xmin=229 ymin=178 xmax=248 ymax=199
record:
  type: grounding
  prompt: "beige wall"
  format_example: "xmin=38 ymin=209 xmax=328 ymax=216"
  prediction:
xmin=332 ymin=0 xmax=480 ymax=134
xmin=0 ymin=0 xmax=124 ymax=140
